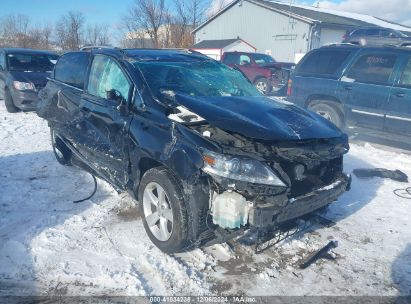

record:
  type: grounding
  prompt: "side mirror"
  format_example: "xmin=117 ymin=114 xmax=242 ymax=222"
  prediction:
xmin=106 ymin=89 xmax=129 ymax=116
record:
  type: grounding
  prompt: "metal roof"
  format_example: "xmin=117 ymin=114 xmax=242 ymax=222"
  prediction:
xmin=194 ymin=0 xmax=411 ymax=33
xmin=191 ymin=38 xmax=241 ymax=49
xmin=257 ymin=0 xmax=371 ymax=27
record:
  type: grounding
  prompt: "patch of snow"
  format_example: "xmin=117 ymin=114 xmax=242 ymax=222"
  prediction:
xmin=0 ymin=102 xmax=410 ymax=296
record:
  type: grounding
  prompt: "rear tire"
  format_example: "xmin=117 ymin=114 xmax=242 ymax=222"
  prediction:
xmin=4 ymin=89 xmax=19 ymax=113
xmin=308 ymin=101 xmax=344 ymax=129
xmin=51 ymin=128 xmax=72 ymax=166
xmin=254 ymin=77 xmax=271 ymax=95
xmin=138 ymin=166 xmax=190 ymax=253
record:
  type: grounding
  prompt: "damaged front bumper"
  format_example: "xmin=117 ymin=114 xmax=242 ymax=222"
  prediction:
xmin=211 ymin=173 xmax=351 ymax=230
xmin=249 ymin=173 xmax=351 ymax=227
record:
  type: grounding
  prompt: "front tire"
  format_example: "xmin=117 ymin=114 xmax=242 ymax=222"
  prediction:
xmin=4 ymin=89 xmax=19 ymax=113
xmin=308 ymin=101 xmax=344 ymax=129
xmin=138 ymin=167 xmax=189 ymax=253
xmin=51 ymin=128 xmax=72 ymax=166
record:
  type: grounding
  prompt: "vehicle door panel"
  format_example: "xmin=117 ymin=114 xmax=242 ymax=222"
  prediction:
xmin=51 ymin=84 xmax=91 ymax=155
xmin=384 ymin=56 xmax=411 ymax=136
xmin=81 ymin=55 xmax=133 ymax=188
xmin=339 ymin=52 xmax=398 ymax=130
xmin=80 ymin=93 xmax=130 ymax=187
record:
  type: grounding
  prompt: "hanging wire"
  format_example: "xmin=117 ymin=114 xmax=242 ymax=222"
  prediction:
xmin=73 ymin=173 xmax=98 ymax=203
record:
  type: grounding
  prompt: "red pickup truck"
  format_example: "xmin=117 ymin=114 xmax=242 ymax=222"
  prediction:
xmin=221 ymin=51 xmax=295 ymax=95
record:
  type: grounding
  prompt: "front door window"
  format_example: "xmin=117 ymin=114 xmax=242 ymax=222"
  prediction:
xmin=88 ymin=55 xmax=131 ymax=102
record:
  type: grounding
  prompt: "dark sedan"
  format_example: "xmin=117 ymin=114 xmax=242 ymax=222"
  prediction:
xmin=0 ymin=48 xmax=59 ymax=113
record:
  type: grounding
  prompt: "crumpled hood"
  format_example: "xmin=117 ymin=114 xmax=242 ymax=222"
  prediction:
xmin=10 ymin=71 xmax=50 ymax=87
xmin=174 ymin=94 xmax=346 ymax=141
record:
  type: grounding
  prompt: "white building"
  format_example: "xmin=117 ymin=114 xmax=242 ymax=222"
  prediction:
xmin=190 ymin=38 xmax=256 ymax=60
xmin=193 ymin=0 xmax=411 ymax=62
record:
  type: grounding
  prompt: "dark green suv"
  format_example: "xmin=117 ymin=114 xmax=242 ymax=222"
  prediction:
xmin=288 ymin=44 xmax=411 ymax=138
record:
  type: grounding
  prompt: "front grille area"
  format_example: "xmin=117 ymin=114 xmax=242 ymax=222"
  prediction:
xmin=35 ymin=84 xmax=45 ymax=92
xmin=273 ymin=156 xmax=343 ymax=198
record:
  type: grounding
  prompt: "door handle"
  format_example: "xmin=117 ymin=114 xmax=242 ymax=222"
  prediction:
xmin=395 ymin=91 xmax=405 ymax=98
xmin=344 ymin=85 xmax=353 ymax=91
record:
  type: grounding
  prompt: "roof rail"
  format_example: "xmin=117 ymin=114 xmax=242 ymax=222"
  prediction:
xmin=80 ymin=45 xmax=120 ymax=51
xmin=321 ymin=43 xmax=411 ymax=51
xmin=321 ymin=43 xmax=359 ymax=47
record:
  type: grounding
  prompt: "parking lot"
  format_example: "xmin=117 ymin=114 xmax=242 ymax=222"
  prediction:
xmin=1 ymin=102 xmax=410 ymax=297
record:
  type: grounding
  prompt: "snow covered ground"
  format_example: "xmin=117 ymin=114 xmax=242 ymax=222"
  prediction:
xmin=0 ymin=102 xmax=410 ymax=297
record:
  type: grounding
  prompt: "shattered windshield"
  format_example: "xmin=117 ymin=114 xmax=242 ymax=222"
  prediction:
xmin=7 ymin=53 xmax=58 ymax=72
xmin=253 ymin=54 xmax=275 ymax=65
xmin=134 ymin=60 xmax=261 ymax=101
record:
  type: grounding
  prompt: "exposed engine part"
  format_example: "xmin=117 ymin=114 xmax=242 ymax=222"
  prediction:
xmin=211 ymin=191 xmax=251 ymax=229
xmin=299 ymin=240 xmax=338 ymax=269
xmin=202 ymin=130 xmax=211 ymax=137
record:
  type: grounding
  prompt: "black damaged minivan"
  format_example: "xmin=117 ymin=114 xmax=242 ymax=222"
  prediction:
xmin=37 ymin=48 xmax=351 ymax=253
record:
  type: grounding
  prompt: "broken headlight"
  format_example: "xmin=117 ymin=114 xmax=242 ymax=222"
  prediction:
xmin=202 ymin=150 xmax=286 ymax=186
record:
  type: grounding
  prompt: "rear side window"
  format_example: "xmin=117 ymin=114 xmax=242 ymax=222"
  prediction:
xmin=54 ymin=52 xmax=90 ymax=89
xmin=399 ymin=58 xmax=411 ymax=88
xmin=239 ymin=54 xmax=251 ymax=65
xmin=222 ymin=53 xmax=238 ymax=65
xmin=352 ymin=29 xmax=365 ymax=36
xmin=380 ymin=29 xmax=396 ymax=38
xmin=365 ymin=29 xmax=380 ymax=36
xmin=297 ymin=50 xmax=352 ymax=76
xmin=346 ymin=53 xmax=397 ymax=85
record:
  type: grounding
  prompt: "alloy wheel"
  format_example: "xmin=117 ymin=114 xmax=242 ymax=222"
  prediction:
xmin=142 ymin=182 xmax=174 ymax=242
xmin=255 ymin=81 xmax=267 ymax=94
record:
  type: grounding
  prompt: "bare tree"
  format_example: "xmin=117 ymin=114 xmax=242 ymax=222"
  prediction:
xmin=0 ymin=14 xmax=31 ymax=47
xmin=206 ymin=0 xmax=230 ymax=18
xmin=124 ymin=0 xmax=168 ymax=48
xmin=86 ymin=23 xmax=111 ymax=46
xmin=189 ymin=0 xmax=207 ymax=29
xmin=172 ymin=0 xmax=206 ymax=46
xmin=28 ymin=23 xmax=54 ymax=49
xmin=55 ymin=11 xmax=85 ymax=50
